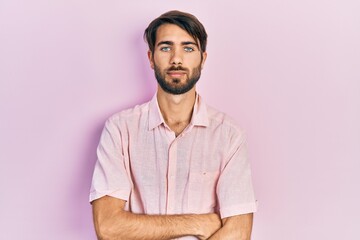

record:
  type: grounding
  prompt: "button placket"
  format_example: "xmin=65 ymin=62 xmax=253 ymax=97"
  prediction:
xmin=166 ymin=139 xmax=178 ymax=214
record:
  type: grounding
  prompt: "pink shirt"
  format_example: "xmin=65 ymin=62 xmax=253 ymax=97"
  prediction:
xmin=90 ymin=93 xmax=257 ymax=232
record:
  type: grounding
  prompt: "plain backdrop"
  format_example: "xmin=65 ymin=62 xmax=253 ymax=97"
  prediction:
xmin=1 ymin=0 xmax=359 ymax=239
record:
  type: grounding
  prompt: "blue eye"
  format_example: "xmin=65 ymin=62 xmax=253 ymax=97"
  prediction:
xmin=184 ymin=47 xmax=194 ymax=52
xmin=160 ymin=47 xmax=171 ymax=52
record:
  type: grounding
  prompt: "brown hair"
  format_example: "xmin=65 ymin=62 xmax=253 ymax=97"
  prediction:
xmin=144 ymin=10 xmax=208 ymax=54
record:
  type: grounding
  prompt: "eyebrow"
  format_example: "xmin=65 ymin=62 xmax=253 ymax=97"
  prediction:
xmin=157 ymin=41 xmax=199 ymax=47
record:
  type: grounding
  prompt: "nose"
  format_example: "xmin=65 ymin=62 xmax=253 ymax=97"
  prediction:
xmin=170 ymin=47 xmax=183 ymax=65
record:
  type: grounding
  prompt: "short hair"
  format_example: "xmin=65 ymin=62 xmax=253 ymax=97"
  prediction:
xmin=144 ymin=10 xmax=208 ymax=54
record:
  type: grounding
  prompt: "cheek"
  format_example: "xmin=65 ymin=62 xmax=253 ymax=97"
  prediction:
xmin=154 ymin=56 xmax=168 ymax=68
xmin=185 ymin=54 xmax=202 ymax=65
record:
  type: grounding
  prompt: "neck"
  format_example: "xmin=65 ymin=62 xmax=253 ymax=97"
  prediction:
xmin=157 ymin=86 xmax=196 ymax=134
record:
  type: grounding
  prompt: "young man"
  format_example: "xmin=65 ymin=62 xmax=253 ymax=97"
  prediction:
xmin=90 ymin=10 xmax=257 ymax=240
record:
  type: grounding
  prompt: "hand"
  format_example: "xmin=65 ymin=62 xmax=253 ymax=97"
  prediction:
xmin=197 ymin=213 xmax=222 ymax=240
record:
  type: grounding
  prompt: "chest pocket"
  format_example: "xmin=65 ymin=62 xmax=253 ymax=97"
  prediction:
xmin=187 ymin=171 xmax=220 ymax=214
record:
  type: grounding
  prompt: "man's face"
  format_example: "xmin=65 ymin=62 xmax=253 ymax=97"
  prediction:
xmin=148 ymin=24 xmax=207 ymax=95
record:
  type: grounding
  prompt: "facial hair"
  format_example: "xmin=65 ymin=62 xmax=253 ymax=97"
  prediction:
xmin=154 ymin=64 xmax=202 ymax=95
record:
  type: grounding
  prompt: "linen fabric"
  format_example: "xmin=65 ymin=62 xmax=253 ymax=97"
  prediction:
xmin=89 ymin=93 xmax=257 ymax=222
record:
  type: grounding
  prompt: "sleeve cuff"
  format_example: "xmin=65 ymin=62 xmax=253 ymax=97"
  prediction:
xmin=89 ymin=189 xmax=130 ymax=203
xmin=219 ymin=201 xmax=258 ymax=219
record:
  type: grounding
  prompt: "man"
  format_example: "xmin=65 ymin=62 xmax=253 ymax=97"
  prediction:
xmin=90 ymin=10 xmax=257 ymax=240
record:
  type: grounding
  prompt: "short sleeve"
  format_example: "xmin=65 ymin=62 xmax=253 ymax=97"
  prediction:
xmin=89 ymin=118 xmax=131 ymax=203
xmin=216 ymin=130 xmax=258 ymax=219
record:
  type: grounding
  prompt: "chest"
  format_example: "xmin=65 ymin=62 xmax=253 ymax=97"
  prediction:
xmin=124 ymin=126 xmax=225 ymax=184
xmin=122 ymin=126 xmax=228 ymax=214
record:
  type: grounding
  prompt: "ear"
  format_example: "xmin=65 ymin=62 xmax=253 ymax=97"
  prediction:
xmin=147 ymin=50 xmax=154 ymax=69
xmin=201 ymin=51 xmax=207 ymax=69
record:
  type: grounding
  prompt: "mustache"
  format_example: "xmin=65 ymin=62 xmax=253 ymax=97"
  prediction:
xmin=167 ymin=66 xmax=188 ymax=72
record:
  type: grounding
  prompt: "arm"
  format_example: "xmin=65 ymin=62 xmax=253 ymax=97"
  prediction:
xmin=208 ymin=213 xmax=253 ymax=240
xmin=92 ymin=195 xmax=222 ymax=240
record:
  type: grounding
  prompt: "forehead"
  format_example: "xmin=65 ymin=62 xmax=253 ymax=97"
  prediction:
xmin=155 ymin=24 xmax=196 ymax=44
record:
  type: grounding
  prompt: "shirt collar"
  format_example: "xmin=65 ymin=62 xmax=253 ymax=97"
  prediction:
xmin=190 ymin=93 xmax=209 ymax=127
xmin=148 ymin=92 xmax=209 ymax=131
xmin=148 ymin=94 xmax=165 ymax=130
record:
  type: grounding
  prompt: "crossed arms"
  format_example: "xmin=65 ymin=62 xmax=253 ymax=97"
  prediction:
xmin=92 ymin=196 xmax=253 ymax=240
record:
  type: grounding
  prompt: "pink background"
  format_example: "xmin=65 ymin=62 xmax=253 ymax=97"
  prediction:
xmin=1 ymin=1 xmax=359 ymax=239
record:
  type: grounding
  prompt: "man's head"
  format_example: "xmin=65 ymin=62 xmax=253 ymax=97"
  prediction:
xmin=144 ymin=10 xmax=208 ymax=95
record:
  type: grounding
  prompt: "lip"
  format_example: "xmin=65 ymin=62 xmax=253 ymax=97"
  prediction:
xmin=167 ymin=71 xmax=186 ymax=77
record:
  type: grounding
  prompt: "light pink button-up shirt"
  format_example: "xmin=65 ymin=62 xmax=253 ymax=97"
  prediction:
xmin=90 ymin=93 xmax=257 ymax=236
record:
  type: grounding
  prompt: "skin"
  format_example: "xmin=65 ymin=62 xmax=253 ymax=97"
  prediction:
xmin=92 ymin=23 xmax=254 ymax=239
xmin=92 ymin=196 xmax=221 ymax=240
xmin=208 ymin=214 xmax=254 ymax=240
xmin=148 ymin=24 xmax=207 ymax=136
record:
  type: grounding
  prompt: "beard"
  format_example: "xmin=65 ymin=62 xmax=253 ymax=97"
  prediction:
xmin=154 ymin=63 xmax=202 ymax=95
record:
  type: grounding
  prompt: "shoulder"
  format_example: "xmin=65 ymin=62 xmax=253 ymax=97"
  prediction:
xmin=206 ymin=104 xmax=246 ymax=142
xmin=105 ymin=100 xmax=151 ymax=127
xmin=206 ymin=104 xmax=244 ymax=133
